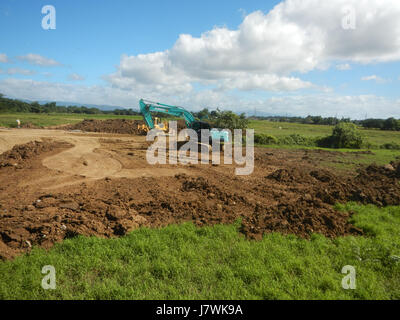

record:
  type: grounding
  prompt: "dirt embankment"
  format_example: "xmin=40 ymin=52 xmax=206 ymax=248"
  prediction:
xmin=61 ymin=119 xmax=147 ymax=135
xmin=61 ymin=118 xmax=187 ymax=134
xmin=1 ymin=135 xmax=400 ymax=260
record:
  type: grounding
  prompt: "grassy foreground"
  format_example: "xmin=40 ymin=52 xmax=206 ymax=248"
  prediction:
xmin=1 ymin=203 xmax=399 ymax=300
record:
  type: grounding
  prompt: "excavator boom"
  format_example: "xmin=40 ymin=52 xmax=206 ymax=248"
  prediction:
xmin=139 ymin=99 xmax=195 ymax=129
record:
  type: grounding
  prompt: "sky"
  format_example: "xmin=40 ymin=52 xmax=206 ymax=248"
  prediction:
xmin=0 ymin=0 xmax=400 ymax=119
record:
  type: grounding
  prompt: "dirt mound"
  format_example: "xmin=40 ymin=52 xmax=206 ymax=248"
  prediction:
xmin=21 ymin=122 xmax=40 ymax=129
xmin=63 ymin=119 xmax=147 ymax=135
xmin=0 ymin=140 xmax=72 ymax=168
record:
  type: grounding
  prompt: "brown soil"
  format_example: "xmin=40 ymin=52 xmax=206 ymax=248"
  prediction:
xmin=21 ymin=122 xmax=41 ymax=129
xmin=61 ymin=119 xmax=147 ymax=135
xmin=1 ymin=128 xmax=400 ymax=260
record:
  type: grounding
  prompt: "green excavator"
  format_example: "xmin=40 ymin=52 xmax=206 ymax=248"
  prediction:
xmin=139 ymin=99 xmax=229 ymax=145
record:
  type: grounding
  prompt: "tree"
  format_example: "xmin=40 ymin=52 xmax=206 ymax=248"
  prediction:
xmin=382 ymin=117 xmax=399 ymax=131
xmin=211 ymin=109 xmax=249 ymax=131
xmin=31 ymin=102 xmax=42 ymax=113
xmin=194 ymin=108 xmax=210 ymax=120
xmin=361 ymin=118 xmax=384 ymax=129
xmin=326 ymin=122 xmax=363 ymax=149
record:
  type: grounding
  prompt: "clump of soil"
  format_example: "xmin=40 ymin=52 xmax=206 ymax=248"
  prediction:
xmin=62 ymin=119 xmax=147 ymax=135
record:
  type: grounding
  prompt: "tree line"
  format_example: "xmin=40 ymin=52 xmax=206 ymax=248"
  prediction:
xmin=0 ymin=94 xmax=141 ymax=116
xmin=251 ymin=114 xmax=400 ymax=131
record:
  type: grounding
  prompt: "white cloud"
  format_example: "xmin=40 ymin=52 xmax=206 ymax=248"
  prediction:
xmin=218 ymin=74 xmax=312 ymax=91
xmin=336 ymin=63 xmax=351 ymax=71
xmin=6 ymin=68 xmax=36 ymax=76
xmin=0 ymin=53 xmax=9 ymax=63
xmin=16 ymin=53 xmax=61 ymax=67
xmin=107 ymin=0 xmax=400 ymax=96
xmin=361 ymin=75 xmax=388 ymax=84
xmin=67 ymin=73 xmax=85 ymax=81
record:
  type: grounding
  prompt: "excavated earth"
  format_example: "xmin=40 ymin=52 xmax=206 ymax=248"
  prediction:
xmin=1 ymin=121 xmax=400 ymax=260
xmin=60 ymin=119 xmax=148 ymax=135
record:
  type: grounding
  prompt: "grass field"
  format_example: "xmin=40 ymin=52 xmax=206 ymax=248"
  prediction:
xmin=2 ymin=113 xmax=400 ymax=148
xmin=0 ymin=113 xmax=142 ymax=128
xmin=0 ymin=203 xmax=399 ymax=300
xmin=249 ymin=120 xmax=400 ymax=146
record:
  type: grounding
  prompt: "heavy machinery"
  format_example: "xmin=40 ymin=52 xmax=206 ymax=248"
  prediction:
xmin=139 ymin=99 xmax=229 ymax=145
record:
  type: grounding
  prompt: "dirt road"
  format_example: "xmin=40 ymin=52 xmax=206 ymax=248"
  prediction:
xmin=1 ymin=125 xmax=400 ymax=260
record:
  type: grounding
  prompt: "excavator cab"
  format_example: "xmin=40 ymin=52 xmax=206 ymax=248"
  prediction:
xmin=154 ymin=117 xmax=169 ymax=132
xmin=137 ymin=116 xmax=169 ymax=134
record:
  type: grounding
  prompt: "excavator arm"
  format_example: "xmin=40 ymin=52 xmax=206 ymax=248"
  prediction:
xmin=139 ymin=99 xmax=196 ymax=129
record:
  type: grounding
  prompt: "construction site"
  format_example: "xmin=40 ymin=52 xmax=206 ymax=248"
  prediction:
xmin=1 ymin=118 xmax=400 ymax=261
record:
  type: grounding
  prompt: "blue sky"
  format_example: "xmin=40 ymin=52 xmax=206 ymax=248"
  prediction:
xmin=0 ymin=0 xmax=280 ymax=85
xmin=0 ymin=0 xmax=399 ymax=118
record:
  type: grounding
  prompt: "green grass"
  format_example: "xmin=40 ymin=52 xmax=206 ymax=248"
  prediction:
xmin=0 ymin=113 xmax=142 ymax=128
xmin=249 ymin=120 xmax=400 ymax=147
xmin=318 ymin=149 xmax=400 ymax=172
xmin=249 ymin=120 xmax=333 ymax=138
xmin=2 ymin=114 xmax=400 ymax=149
xmin=1 ymin=203 xmax=399 ymax=300
xmin=255 ymin=144 xmax=400 ymax=173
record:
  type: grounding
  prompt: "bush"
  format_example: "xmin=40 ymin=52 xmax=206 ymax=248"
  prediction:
xmin=278 ymin=134 xmax=317 ymax=147
xmin=318 ymin=122 xmax=363 ymax=149
xmin=253 ymin=133 xmax=316 ymax=147
xmin=254 ymin=134 xmax=278 ymax=145
xmin=381 ymin=142 xmax=400 ymax=150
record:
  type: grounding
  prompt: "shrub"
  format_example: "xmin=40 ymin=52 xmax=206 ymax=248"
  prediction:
xmin=319 ymin=122 xmax=363 ymax=149
xmin=381 ymin=142 xmax=400 ymax=150
xmin=278 ymin=134 xmax=317 ymax=147
xmin=254 ymin=134 xmax=278 ymax=145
